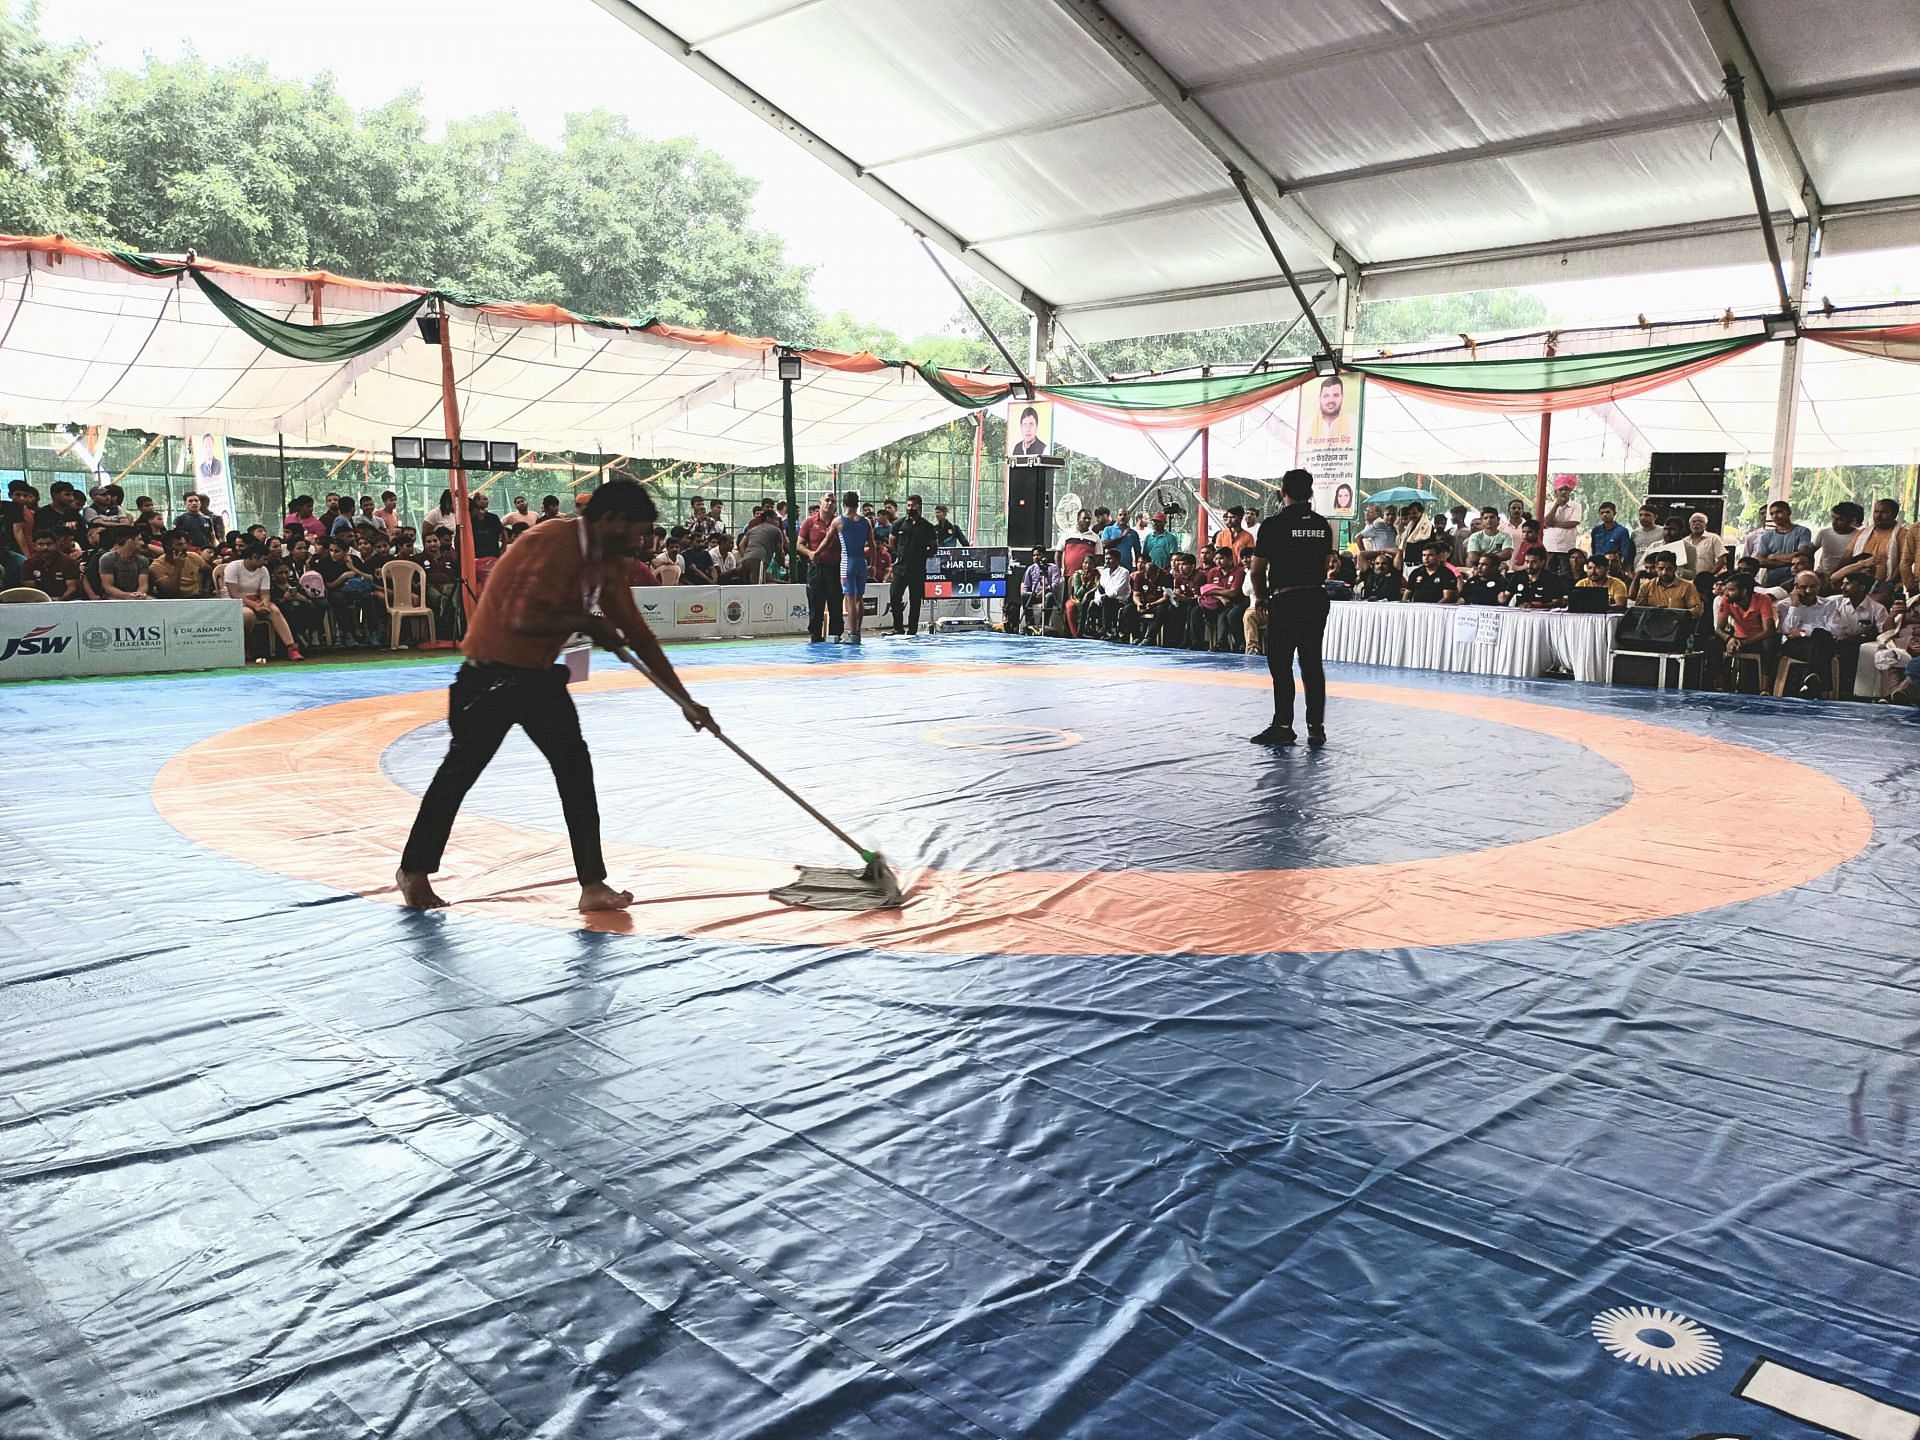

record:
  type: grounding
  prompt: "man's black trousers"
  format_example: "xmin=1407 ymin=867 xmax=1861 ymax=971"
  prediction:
xmin=890 ymin=564 xmax=927 ymax=634
xmin=806 ymin=563 xmax=844 ymax=641
xmin=1266 ymin=588 xmax=1331 ymax=727
xmin=401 ymin=662 xmax=606 ymax=883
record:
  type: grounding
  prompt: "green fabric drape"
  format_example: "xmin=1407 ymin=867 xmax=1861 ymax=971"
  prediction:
xmin=1044 ymin=368 xmax=1310 ymax=411
xmin=916 ymin=366 xmax=1011 ymax=410
xmin=190 ymin=272 xmax=426 ymax=364
xmin=1349 ymin=336 xmax=1758 ymax=394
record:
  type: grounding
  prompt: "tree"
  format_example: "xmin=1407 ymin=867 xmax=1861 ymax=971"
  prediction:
xmin=0 ymin=1 xmax=91 ymax=235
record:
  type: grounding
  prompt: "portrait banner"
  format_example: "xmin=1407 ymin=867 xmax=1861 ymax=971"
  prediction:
xmin=1296 ymin=375 xmax=1363 ymax=517
xmin=1004 ymin=397 xmax=1055 ymax=459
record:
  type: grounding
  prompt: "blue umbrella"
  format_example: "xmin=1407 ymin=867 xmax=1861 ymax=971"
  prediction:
xmin=1365 ymin=486 xmax=1440 ymax=506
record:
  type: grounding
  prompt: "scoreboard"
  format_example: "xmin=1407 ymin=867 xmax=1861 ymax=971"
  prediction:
xmin=924 ymin=547 xmax=1008 ymax=599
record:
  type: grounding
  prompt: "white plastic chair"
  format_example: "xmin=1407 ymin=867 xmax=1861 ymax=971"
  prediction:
xmin=0 ymin=587 xmax=51 ymax=604
xmin=380 ymin=560 xmax=435 ymax=649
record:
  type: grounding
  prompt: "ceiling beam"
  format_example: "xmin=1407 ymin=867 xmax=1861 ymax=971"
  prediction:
xmin=1777 ymin=67 xmax=1920 ymax=111
xmin=683 ymin=0 xmax=833 ymax=53
xmin=970 ymin=190 xmax=1240 ymax=248
xmin=586 ymin=0 xmax=1054 ymax=321
xmin=1686 ymin=0 xmax=1822 ymax=226
xmin=862 ymin=102 xmax=1157 ymax=172
xmin=1290 ymin=101 xmax=1729 ymax=191
xmin=1042 ymin=0 xmax=1356 ymax=283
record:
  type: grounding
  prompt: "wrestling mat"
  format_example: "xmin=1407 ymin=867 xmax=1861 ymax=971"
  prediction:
xmin=1 ymin=634 xmax=1914 ymax=1440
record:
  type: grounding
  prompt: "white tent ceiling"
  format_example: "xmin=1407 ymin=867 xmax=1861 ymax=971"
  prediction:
xmin=0 ymin=246 xmax=963 ymax=465
xmin=593 ymin=0 xmax=1920 ymax=341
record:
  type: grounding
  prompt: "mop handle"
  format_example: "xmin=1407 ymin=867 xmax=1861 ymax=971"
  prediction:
xmin=612 ymin=644 xmax=873 ymax=863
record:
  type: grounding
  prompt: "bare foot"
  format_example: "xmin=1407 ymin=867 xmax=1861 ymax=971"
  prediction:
xmin=395 ymin=867 xmax=449 ymax=909
xmin=578 ymin=881 xmax=635 ymax=912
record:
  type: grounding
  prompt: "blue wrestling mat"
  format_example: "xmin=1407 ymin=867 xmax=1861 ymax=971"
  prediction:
xmin=1 ymin=634 xmax=1915 ymax=1439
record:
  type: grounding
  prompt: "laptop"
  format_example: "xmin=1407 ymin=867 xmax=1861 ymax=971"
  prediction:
xmin=1567 ymin=585 xmax=1612 ymax=614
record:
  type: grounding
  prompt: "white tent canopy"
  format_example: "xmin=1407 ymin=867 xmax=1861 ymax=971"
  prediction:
xmin=594 ymin=0 xmax=1920 ymax=342
xmin=0 ymin=243 xmax=964 ymax=464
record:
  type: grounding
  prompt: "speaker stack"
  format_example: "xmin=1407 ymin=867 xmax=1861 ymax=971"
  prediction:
xmin=1647 ymin=452 xmax=1726 ymax=531
xmin=1007 ymin=456 xmax=1065 ymax=551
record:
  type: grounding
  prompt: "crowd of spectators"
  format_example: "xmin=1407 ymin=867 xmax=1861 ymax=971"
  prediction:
xmin=6 ymin=472 xmax=1916 ymax=701
xmin=1010 ymin=479 xmax=1920 ymax=703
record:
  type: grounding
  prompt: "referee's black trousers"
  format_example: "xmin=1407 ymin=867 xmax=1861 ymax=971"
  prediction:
xmin=1266 ymin=588 xmax=1331 ymax=728
xmin=401 ymin=661 xmax=607 ymax=883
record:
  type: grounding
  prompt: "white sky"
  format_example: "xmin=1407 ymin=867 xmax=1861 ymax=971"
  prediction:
xmin=33 ymin=0 xmax=1920 ymax=343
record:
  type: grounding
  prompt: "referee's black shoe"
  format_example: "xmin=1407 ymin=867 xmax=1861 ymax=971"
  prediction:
xmin=1250 ymin=723 xmax=1297 ymax=746
xmin=1307 ymin=724 xmax=1328 ymax=747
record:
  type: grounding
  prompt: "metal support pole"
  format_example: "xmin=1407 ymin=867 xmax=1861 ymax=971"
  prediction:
xmin=918 ymin=237 xmax=1036 ymax=392
xmin=436 ymin=304 xmax=480 ymax=612
xmin=1723 ymin=65 xmax=1795 ymax=317
xmin=1200 ymin=422 xmax=1211 ymax=548
xmin=276 ymin=433 xmax=288 ymax=532
xmin=1534 ymin=338 xmax=1557 ymax=521
xmin=969 ymin=413 xmax=983 ymax=542
xmin=1229 ymin=170 xmax=1337 ymax=360
xmin=1768 ymin=221 xmax=1814 ymax=503
xmin=780 ymin=370 xmax=798 ymax=547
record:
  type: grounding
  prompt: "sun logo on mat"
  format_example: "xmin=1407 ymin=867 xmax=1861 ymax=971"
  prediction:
xmin=1591 ymin=1306 xmax=1723 ymax=1376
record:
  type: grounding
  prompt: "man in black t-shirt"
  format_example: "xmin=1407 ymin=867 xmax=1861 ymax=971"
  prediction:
xmin=1461 ymin=552 xmax=1509 ymax=606
xmin=1249 ymin=468 xmax=1335 ymax=747
xmin=1404 ymin=540 xmax=1461 ymax=603
xmin=887 ymin=495 xmax=938 ymax=635
xmin=1505 ymin=546 xmax=1571 ymax=609
xmin=1356 ymin=552 xmax=1403 ymax=602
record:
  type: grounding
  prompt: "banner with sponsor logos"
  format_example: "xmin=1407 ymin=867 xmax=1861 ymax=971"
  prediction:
xmin=0 ymin=600 xmax=245 ymax=681
xmin=629 ymin=585 xmax=810 ymax=640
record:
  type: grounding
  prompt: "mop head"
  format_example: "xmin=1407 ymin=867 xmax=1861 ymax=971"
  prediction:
xmin=769 ymin=853 xmax=904 ymax=911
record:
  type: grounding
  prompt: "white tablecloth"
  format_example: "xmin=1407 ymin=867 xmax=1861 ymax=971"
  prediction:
xmin=1323 ymin=601 xmax=1620 ymax=682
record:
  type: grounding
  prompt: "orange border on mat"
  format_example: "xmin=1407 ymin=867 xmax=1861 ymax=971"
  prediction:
xmin=151 ymin=663 xmax=1872 ymax=956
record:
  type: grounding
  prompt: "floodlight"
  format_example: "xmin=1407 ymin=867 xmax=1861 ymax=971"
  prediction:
xmin=415 ymin=314 xmax=442 ymax=346
xmin=1764 ymin=313 xmax=1798 ymax=341
xmin=460 ymin=438 xmax=488 ymax=469
xmin=391 ymin=436 xmax=424 ymax=466
xmin=776 ymin=353 xmax=802 ymax=382
xmin=421 ymin=438 xmax=453 ymax=469
xmin=1312 ymin=352 xmax=1339 ymax=377
xmin=487 ymin=441 xmax=519 ymax=471
xmin=1011 ymin=379 xmax=1035 ymax=402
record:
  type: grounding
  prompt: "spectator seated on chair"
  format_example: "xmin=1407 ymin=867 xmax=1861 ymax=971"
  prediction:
xmin=1018 ymin=546 xmax=1060 ymax=635
xmin=1462 ymin=551 xmax=1508 ymax=606
xmin=1878 ymin=598 xmax=1919 ymax=705
xmin=1320 ymin=551 xmax=1354 ymax=602
xmin=1129 ymin=558 xmax=1171 ymax=646
xmin=1630 ymin=552 xmax=1703 ymax=615
xmin=1202 ymin=546 xmax=1248 ymax=651
xmin=95 ymin=528 xmax=153 ymax=600
xmin=1404 ymin=540 xmax=1461 ymax=603
xmin=1357 ymin=551 xmax=1403 ymax=602
xmin=147 ymin=531 xmax=209 ymax=599
xmin=420 ymin=532 xmax=463 ymax=639
xmin=1505 ymin=546 xmax=1571 ymax=610
xmin=1573 ymin=553 xmax=1628 ymax=611
xmin=20 ymin=532 xmax=79 ymax=601
xmin=1166 ymin=553 xmax=1205 ymax=644
xmin=1094 ymin=548 xmax=1133 ymax=640
xmin=1714 ymin=572 xmax=1777 ymax=690
xmin=1775 ymin=568 xmax=1847 ymax=699
xmin=316 ymin=535 xmax=377 ymax=646
xmin=1065 ymin=554 xmax=1102 ymax=638
xmin=224 ymin=544 xmax=304 ymax=661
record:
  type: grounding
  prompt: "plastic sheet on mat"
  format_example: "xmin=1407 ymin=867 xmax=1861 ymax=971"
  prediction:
xmin=0 ymin=635 xmax=1916 ymax=1440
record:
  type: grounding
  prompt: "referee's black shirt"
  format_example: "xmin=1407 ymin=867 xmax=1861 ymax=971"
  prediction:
xmin=1253 ymin=503 xmax=1335 ymax=591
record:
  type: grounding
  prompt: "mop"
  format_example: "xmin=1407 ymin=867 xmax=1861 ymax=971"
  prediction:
xmin=612 ymin=645 xmax=904 ymax=910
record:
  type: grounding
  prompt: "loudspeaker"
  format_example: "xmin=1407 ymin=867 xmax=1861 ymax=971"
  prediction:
xmin=1648 ymin=452 xmax=1725 ymax=530
xmin=1007 ymin=458 xmax=1061 ymax=551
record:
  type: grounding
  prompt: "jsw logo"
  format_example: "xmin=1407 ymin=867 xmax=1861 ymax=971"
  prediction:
xmin=0 ymin=626 xmax=73 ymax=662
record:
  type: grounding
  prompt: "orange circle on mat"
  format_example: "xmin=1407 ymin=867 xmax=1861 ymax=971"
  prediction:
xmin=152 ymin=662 xmax=1872 ymax=956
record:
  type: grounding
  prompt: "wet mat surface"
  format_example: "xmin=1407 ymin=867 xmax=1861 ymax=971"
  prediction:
xmin=1 ymin=634 xmax=1916 ymax=1440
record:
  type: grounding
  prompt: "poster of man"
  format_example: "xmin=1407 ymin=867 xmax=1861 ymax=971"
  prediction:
xmin=1296 ymin=375 xmax=1362 ymax=516
xmin=190 ymin=431 xmax=233 ymax=527
xmin=1007 ymin=398 xmax=1054 ymax=458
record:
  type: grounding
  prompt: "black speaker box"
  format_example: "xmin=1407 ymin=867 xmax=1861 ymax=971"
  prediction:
xmin=1007 ymin=458 xmax=1059 ymax=551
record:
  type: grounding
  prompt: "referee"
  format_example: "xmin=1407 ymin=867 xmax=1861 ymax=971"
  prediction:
xmin=1249 ymin=468 xmax=1335 ymax=747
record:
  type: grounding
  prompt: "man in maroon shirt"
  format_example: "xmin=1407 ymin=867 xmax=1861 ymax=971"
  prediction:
xmin=21 ymin=533 xmax=79 ymax=600
xmin=796 ymin=489 xmax=843 ymax=643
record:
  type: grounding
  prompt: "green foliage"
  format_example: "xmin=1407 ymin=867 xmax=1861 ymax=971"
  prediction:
xmin=0 ymin=2 xmax=92 ymax=234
